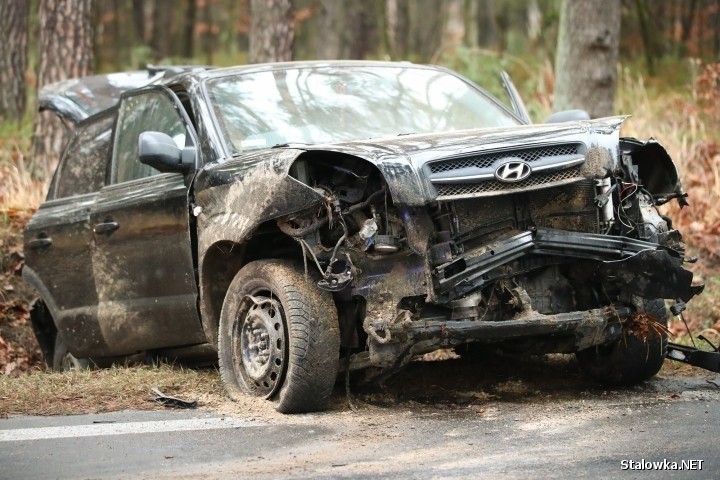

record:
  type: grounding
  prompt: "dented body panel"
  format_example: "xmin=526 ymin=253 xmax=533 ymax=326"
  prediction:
xmin=24 ymin=61 xmax=703 ymax=385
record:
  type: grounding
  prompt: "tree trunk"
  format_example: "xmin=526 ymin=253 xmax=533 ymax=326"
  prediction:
xmin=477 ymin=0 xmax=498 ymax=49
xmin=385 ymin=0 xmax=408 ymax=58
xmin=32 ymin=0 xmax=94 ymax=175
xmin=554 ymin=0 xmax=620 ymax=118
xmin=182 ymin=0 xmax=197 ymax=59
xmin=633 ymin=0 xmax=655 ymax=75
xmin=407 ymin=0 xmax=442 ymax=61
xmin=131 ymin=0 xmax=148 ymax=44
xmin=441 ymin=0 xmax=465 ymax=52
xmin=315 ymin=0 xmax=346 ymax=59
xmin=347 ymin=2 xmax=379 ymax=60
xmin=0 ymin=0 xmax=29 ymax=122
xmin=315 ymin=1 xmax=379 ymax=60
xmin=249 ymin=0 xmax=294 ymax=63
xmin=464 ymin=0 xmax=480 ymax=49
xmin=150 ymin=0 xmax=176 ymax=61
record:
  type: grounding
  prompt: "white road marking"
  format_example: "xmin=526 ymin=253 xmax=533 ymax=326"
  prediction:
xmin=0 ymin=417 xmax=255 ymax=442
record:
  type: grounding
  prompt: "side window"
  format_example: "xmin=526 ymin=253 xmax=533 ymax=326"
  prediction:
xmin=51 ymin=112 xmax=114 ymax=199
xmin=112 ymin=91 xmax=188 ymax=184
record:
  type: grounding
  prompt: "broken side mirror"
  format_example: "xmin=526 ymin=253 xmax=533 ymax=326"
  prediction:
xmin=545 ymin=109 xmax=591 ymax=123
xmin=138 ymin=131 xmax=195 ymax=173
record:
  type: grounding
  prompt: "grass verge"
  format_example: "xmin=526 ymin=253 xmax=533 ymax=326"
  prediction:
xmin=0 ymin=364 xmax=225 ymax=418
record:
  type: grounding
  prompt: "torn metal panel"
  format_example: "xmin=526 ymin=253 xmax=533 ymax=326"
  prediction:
xmin=194 ymin=148 xmax=326 ymax=255
xmin=194 ymin=149 xmax=327 ymax=344
xmin=667 ymin=342 xmax=720 ymax=373
xmin=299 ymin=116 xmax=627 ymax=205
xmin=412 ymin=306 xmax=629 ymax=351
xmin=598 ymin=250 xmax=698 ymax=303
xmin=621 ymin=137 xmax=686 ymax=203
xmin=39 ymin=71 xmax=162 ymax=123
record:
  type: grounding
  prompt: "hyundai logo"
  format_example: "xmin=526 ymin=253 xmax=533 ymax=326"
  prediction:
xmin=495 ymin=160 xmax=531 ymax=182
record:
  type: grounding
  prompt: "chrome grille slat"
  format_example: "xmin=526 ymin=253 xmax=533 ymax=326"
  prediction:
xmin=428 ymin=143 xmax=582 ymax=174
xmin=436 ymin=166 xmax=583 ymax=199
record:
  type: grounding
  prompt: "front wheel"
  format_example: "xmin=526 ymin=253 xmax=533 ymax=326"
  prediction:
xmin=576 ymin=299 xmax=668 ymax=385
xmin=218 ymin=260 xmax=340 ymax=413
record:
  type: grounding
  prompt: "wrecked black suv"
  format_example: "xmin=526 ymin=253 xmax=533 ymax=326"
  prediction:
xmin=25 ymin=61 xmax=703 ymax=413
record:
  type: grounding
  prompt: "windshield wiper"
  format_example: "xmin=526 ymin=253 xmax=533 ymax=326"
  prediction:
xmin=271 ymin=142 xmax=311 ymax=148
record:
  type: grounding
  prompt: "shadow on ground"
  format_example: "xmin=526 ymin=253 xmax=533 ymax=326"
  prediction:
xmin=333 ymin=350 xmax=694 ymax=412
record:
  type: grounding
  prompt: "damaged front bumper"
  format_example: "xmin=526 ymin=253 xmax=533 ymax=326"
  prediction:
xmin=354 ymin=227 xmax=702 ymax=371
xmin=435 ymin=227 xmax=702 ymax=303
xmin=360 ymin=305 xmax=632 ymax=369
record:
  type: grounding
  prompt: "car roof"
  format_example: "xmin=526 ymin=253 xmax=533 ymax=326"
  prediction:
xmin=160 ymin=60 xmax=439 ymax=84
xmin=39 ymin=61 xmax=450 ymax=123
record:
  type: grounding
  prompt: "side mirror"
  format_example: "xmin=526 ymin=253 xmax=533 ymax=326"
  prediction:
xmin=138 ymin=131 xmax=195 ymax=173
xmin=545 ymin=109 xmax=591 ymax=123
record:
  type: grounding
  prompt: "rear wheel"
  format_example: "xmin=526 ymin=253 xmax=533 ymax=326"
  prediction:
xmin=218 ymin=260 xmax=340 ymax=413
xmin=52 ymin=333 xmax=91 ymax=372
xmin=576 ymin=299 xmax=668 ymax=385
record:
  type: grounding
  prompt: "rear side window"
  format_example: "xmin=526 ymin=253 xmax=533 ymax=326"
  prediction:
xmin=50 ymin=111 xmax=114 ymax=199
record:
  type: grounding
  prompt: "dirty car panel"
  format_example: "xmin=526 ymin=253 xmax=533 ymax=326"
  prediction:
xmin=24 ymin=61 xmax=707 ymax=414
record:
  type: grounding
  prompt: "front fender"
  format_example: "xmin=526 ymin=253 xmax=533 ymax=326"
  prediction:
xmin=194 ymin=149 xmax=326 ymax=256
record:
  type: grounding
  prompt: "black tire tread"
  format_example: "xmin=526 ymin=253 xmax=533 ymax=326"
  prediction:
xmin=218 ymin=260 xmax=340 ymax=413
xmin=576 ymin=299 xmax=668 ymax=385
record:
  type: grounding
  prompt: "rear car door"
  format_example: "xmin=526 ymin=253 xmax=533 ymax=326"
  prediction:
xmin=89 ymin=87 xmax=206 ymax=356
xmin=23 ymin=111 xmax=114 ymax=357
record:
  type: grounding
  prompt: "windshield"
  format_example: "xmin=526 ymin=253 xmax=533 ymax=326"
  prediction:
xmin=206 ymin=65 xmax=520 ymax=154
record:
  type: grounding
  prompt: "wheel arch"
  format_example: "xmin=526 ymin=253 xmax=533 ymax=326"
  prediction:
xmin=21 ymin=266 xmax=59 ymax=365
xmin=195 ymin=149 xmax=388 ymax=348
xmin=198 ymin=221 xmax=303 ymax=347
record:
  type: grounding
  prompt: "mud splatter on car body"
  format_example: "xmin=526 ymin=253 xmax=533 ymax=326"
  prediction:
xmin=22 ymin=61 xmax=705 ymax=412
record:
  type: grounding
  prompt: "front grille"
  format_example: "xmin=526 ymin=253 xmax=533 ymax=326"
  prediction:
xmin=436 ymin=165 xmax=583 ymax=199
xmin=428 ymin=143 xmax=583 ymax=174
xmin=529 ymin=180 xmax=599 ymax=233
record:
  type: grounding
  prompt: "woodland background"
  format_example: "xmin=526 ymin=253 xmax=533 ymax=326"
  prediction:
xmin=0 ymin=0 xmax=719 ymax=375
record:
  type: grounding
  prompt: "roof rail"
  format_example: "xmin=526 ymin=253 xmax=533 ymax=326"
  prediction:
xmin=145 ymin=64 xmax=215 ymax=78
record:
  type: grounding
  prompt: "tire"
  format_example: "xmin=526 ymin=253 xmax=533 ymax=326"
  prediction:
xmin=218 ymin=260 xmax=340 ymax=413
xmin=576 ymin=299 xmax=668 ymax=385
xmin=52 ymin=333 xmax=91 ymax=372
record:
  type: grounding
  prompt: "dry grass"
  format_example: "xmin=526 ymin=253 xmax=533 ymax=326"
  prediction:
xmin=0 ymin=364 xmax=226 ymax=417
xmin=0 ymin=121 xmax=47 ymax=215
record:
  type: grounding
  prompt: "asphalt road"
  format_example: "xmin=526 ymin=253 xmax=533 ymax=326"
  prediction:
xmin=1 ymin=368 xmax=719 ymax=479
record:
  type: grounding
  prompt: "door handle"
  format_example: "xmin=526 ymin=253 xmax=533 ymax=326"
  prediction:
xmin=93 ymin=222 xmax=119 ymax=235
xmin=28 ymin=237 xmax=53 ymax=249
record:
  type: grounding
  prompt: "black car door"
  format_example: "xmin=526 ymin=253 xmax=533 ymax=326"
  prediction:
xmin=23 ymin=111 xmax=114 ymax=357
xmin=89 ymin=87 xmax=206 ymax=356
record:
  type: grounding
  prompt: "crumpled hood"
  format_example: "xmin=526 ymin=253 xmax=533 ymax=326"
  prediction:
xmin=204 ymin=116 xmax=628 ymax=207
xmin=298 ymin=116 xmax=628 ymax=205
